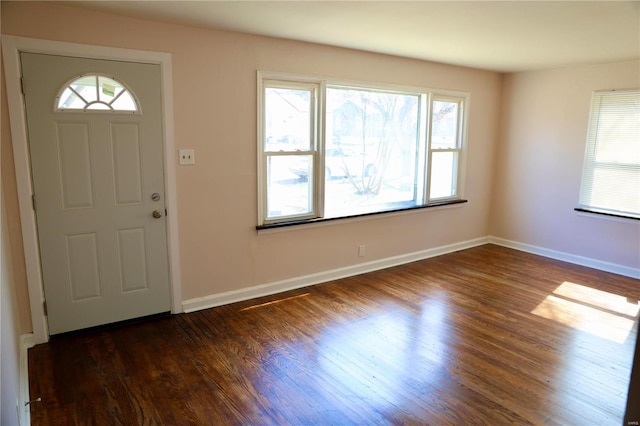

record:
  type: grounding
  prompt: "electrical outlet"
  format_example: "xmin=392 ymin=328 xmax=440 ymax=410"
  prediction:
xmin=179 ymin=149 xmax=195 ymax=165
xmin=358 ymin=245 xmax=366 ymax=257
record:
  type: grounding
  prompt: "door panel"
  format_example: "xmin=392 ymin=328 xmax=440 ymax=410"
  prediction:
xmin=66 ymin=232 xmax=102 ymax=301
xmin=111 ymin=123 xmax=144 ymax=205
xmin=117 ymin=227 xmax=149 ymax=293
xmin=57 ymin=122 xmax=95 ymax=209
xmin=21 ymin=53 xmax=171 ymax=335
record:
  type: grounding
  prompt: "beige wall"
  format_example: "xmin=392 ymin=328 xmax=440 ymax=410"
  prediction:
xmin=1 ymin=2 xmax=501 ymax=333
xmin=1 ymin=187 xmax=21 ymax=426
xmin=491 ymin=60 xmax=640 ymax=268
xmin=1 ymin=69 xmax=21 ymax=426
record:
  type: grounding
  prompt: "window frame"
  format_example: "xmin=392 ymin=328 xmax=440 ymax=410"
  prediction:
xmin=257 ymin=71 xmax=469 ymax=227
xmin=576 ymin=89 xmax=640 ymax=220
xmin=427 ymin=95 xmax=467 ymax=203
xmin=258 ymin=77 xmax=324 ymax=225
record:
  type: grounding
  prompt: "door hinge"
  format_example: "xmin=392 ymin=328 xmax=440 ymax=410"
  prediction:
xmin=43 ymin=301 xmax=47 ymax=316
xmin=32 ymin=194 xmax=36 ymax=211
xmin=20 ymin=77 xmax=25 ymax=95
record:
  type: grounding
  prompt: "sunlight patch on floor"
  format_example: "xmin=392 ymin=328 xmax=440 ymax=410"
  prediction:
xmin=239 ymin=293 xmax=310 ymax=311
xmin=531 ymin=281 xmax=639 ymax=344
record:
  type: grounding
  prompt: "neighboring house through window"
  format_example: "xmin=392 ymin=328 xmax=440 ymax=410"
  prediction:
xmin=257 ymin=72 xmax=469 ymax=227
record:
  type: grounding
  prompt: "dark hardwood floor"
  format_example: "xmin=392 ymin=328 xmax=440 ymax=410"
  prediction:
xmin=28 ymin=244 xmax=640 ymax=425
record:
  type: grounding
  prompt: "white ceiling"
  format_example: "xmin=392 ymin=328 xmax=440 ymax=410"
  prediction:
xmin=63 ymin=1 xmax=640 ymax=73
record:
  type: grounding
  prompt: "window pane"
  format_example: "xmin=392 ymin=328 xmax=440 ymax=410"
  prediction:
xmin=324 ymin=87 xmax=420 ymax=217
xmin=266 ymin=155 xmax=313 ymax=219
xmin=58 ymin=88 xmax=87 ymax=110
xmin=589 ymin=166 xmax=640 ymax=214
xmin=593 ymin=106 xmax=639 ymax=164
xmin=579 ymin=90 xmax=640 ymax=217
xmin=430 ymin=151 xmax=458 ymax=199
xmin=265 ymin=87 xmax=312 ymax=152
xmin=97 ymin=76 xmax=125 ymax=103
xmin=431 ymin=101 xmax=459 ymax=149
xmin=86 ymin=103 xmax=111 ymax=110
xmin=111 ymin=91 xmax=137 ymax=111
xmin=71 ymin=76 xmax=99 ymax=103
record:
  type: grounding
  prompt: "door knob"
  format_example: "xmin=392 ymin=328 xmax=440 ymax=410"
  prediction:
xmin=152 ymin=210 xmax=163 ymax=219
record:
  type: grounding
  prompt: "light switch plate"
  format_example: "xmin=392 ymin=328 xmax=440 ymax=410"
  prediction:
xmin=179 ymin=149 xmax=195 ymax=165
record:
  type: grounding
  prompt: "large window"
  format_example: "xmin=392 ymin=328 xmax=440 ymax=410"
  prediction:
xmin=577 ymin=90 xmax=640 ymax=219
xmin=258 ymin=73 xmax=468 ymax=227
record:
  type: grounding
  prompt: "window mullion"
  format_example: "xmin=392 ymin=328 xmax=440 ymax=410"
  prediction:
xmin=316 ymin=82 xmax=326 ymax=218
xmin=425 ymin=93 xmax=433 ymax=203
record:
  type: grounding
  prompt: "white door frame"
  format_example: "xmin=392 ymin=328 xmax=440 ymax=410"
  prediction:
xmin=2 ymin=35 xmax=183 ymax=344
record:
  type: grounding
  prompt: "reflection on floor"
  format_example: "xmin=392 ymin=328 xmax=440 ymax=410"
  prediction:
xmin=28 ymin=244 xmax=640 ymax=425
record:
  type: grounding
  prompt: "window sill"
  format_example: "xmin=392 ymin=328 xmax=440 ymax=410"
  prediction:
xmin=257 ymin=199 xmax=468 ymax=231
xmin=574 ymin=208 xmax=639 ymax=222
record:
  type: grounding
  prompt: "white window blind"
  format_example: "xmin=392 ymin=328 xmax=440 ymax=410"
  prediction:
xmin=578 ymin=90 xmax=640 ymax=219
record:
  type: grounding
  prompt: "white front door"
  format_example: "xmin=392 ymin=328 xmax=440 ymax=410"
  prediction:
xmin=21 ymin=53 xmax=171 ymax=335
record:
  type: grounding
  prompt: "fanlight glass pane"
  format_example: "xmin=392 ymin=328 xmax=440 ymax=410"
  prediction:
xmin=56 ymin=74 xmax=139 ymax=112
xmin=58 ymin=88 xmax=87 ymax=110
xmin=71 ymin=75 xmax=99 ymax=103
xmin=111 ymin=91 xmax=137 ymax=111
xmin=87 ymin=103 xmax=111 ymax=110
xmin=97 ymin=76 xmax=125 ymax=102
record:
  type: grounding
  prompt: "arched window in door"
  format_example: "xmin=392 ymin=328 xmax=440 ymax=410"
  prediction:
xmin=55 ymin=74 xmax=140 ymax=113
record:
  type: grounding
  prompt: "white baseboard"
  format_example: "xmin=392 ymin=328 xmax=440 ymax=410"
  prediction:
xmin=19 ymin=334 xmax=36 ymax=426
xmin=183 ymin=236 xmax=490 ymax=313
xmin=488 ymin=236 xmax=640 ymax=279
xmin=183 ymin=235 xmax=638 ymax=314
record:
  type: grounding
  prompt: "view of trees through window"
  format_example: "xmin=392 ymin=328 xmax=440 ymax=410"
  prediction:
xmin=265 ymin=86 xmax=315 ymax=219
xmin=323 ymin=87 xmax=420 ymax=217
xmin=261 ymin=78 xmax=465 ymax=225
